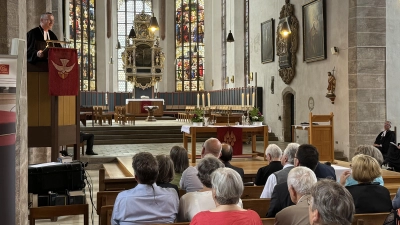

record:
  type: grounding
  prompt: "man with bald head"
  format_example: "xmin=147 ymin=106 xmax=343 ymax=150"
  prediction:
xmin=220 ymin=143 xmax=244 ymax=180
xmin=180 ymin=138 xmax=222 ymax=192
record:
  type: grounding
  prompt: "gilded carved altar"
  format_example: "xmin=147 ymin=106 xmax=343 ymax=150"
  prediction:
xmin=122 ymin=12 xmax=164 ymax=90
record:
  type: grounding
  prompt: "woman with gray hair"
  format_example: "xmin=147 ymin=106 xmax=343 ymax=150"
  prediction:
xmin=339 ymin=145 xmax=384 ymax=186
xmin=275 ymin=166 xmax=317 ymax=225
xmin=190 ymin=168 xmax=262 ymax=225
xmin=178 ymin=155 xmax=235 ymax=222
xmin=309 ymin=180 xmax=355 ymax=225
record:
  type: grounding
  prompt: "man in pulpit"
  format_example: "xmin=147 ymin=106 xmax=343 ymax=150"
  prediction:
xmin=27 ymin=12 xmax=61 ymax=63
xmin=374 ymin=121 xmax=396 ymax=160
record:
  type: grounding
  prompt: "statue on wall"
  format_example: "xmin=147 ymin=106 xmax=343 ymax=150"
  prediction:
xmin=326 ymin=71 xmax=336 ymax=95
xmin=326 ymin=67 xmax=336 ymax=104
xmin=276 ymin=0 xmax=299 ymax=84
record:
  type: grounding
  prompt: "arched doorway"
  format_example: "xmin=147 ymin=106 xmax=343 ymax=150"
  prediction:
xmin=282 ymin=88 xmax=295 ymax=142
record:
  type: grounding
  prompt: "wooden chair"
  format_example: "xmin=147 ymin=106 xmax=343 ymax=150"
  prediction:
xmin=114 ymin=106 xmax=121 ymax=124
xmin=241 ymin=186 xmax=264 ymax=199
xmin=120 ymin=106 xmax=135 ymax=125
xmin=97 ymin=107 xmax=113 ymax=126
xmin=352 ymin=212 xmax=390 ymax=225
xmin=29 ymin=204 xmax=88 ymax=225
xmin=242 ymin=198 xmax=270 ymax=218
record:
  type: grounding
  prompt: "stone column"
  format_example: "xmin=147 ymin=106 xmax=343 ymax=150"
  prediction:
xmin=348 ymin=0 xmax=386 ymax=157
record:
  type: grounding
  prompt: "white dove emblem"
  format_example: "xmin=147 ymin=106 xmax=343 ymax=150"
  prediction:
xmin=51 ymin=59 xmax=75 ymax=79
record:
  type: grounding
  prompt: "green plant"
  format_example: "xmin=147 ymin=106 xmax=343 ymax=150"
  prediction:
xmin=191 ymin=108 xmax=204 ymax=122
xmin=249 ymin=107 xmax=264 ymax=122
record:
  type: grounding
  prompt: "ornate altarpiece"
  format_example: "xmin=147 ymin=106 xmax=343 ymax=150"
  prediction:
xmin=122 ymin=12 xmax=164 ymax=91
xmin=276 ymin=0 xmax=299 ymax=84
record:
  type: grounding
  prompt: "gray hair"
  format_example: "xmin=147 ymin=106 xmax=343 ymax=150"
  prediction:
xmin=211 ymin=167 xmax=243 ymax=205
xmin=40 ymin=12 xmax=53 ymax=19
xmin=197 ymin=155 xmax=224 ymax=188
xmin=310 ymin=180 xmax=354 ymax=225
xmin=265 ymin=144 xmax=282 ymax=159
xmin=283 ymin=143 xmax=299 ymax=164
xmin=287 ymin=167 xmax=317 ymax=195
xmin=354 ymin=145 xmax=384 ymax=165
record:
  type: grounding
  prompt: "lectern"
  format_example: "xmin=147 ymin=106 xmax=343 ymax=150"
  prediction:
xmin=27 ymin=41 xmax=80 ymax=162
xmin=308 ymin=112 xmax=334 ymax=162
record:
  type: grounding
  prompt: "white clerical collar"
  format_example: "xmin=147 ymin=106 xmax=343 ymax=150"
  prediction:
xmin=43 ymin=31 xmax=50 ymax=41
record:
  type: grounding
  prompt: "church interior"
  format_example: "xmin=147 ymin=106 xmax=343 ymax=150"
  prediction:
xmin=1 ymin=0 xmax=400 ymax=224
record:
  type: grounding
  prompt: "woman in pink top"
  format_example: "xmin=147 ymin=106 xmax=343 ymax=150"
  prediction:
xmin=190 ymin=168 xmax=262 ymax=225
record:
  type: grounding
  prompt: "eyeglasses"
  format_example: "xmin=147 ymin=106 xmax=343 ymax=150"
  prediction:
xmin=45 ymin=18 xmax=54 ymax=22
xmin=307 ymin=197 xmax=312 ymax=206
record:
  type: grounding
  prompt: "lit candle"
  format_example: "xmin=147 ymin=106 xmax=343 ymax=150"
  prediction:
xmin=252 ymin=93 xmax=255 ymax=107
xmin=241 ymin=93 xmax=244 ymax=107
xmin=197 ymin=93 xmax=200 ymax=108
xmin=247 ymin=93 xmax=250 ymax=107
xmin=207 ymin=93 xmax=210 ymax=107
xmin=202 ymin=93 xmax=205 ymax=108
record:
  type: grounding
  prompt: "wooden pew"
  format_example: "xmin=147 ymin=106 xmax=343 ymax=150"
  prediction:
xmin=101 ymin=204 xmax=274 ymax=225
xmin=29 ymin=204 xmax=89 ymax=225
xmin=352 ymin=212 xmax=390 ymax=225
xmin=241 ymin=186 xmax=264 ymax=199
xmin=99 ymin=168 xmax=137 ymax=191
xmin=242 ymin=198 xmax=270 ymax=218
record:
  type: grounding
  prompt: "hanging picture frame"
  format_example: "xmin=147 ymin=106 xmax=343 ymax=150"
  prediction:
xmin=302 ymin=0 xmax=326 ymax=62
xmin=261 ymin=19 xmax=274 ymax=63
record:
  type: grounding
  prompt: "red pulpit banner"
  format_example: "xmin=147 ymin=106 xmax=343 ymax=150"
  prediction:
xmin=48 ymin=48 xmax=79 ymax=96
xmin=217 ymin=127 xmax=243 ymax=155
xmin=141 ymin=101 xmax=151 ymax=113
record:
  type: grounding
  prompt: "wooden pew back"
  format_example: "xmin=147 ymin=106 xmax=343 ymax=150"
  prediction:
xmin=352 ymin=213 xmax=390 ymax=225
xmin=242 ymin=198 xmax=270 ymax=218
xmin=241 ymin=186 xmax=264 ymax=199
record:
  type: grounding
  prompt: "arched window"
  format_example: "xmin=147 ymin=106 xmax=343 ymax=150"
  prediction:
xmin=175 ymin=0 xmax=205 ymax=92
xmin=117 ymin=0 xmax=152 ymax=92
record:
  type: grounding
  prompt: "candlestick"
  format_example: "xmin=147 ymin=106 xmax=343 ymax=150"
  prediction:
xmin=207 ymin=93 xmax=210 ymax=107
xmin=252 ymin=93 xmax=255 ymax=107
xmin=247 ymin=93 xmax=250 ymax=107
xmin=197 ymin=93 xmax=200 ymax=108
xmin=202 ymin=93 xmax=205 ymax=108
xmin=241 ymin=93 xmax=244 ymax=107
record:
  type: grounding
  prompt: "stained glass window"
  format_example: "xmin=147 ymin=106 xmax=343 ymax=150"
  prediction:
xmin=117 ymin=0 xmax=152 ymax=92
xmin=69 ymin=0 xmax=96 ymax=91
xmin=175 ymin=0 xmax=205 ymax=92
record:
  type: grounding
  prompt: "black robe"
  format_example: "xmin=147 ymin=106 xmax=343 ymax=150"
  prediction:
xmin=374 ymin=130 xmax=396 ymax=157
xmin=27 ymin=26 xmax=61 ymax=63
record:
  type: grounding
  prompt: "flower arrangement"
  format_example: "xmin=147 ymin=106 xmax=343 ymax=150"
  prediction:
xmin=191 ymin=108 xmax=204 ymax=122
xmin=249 ymin=107 xmax=264 ymax=122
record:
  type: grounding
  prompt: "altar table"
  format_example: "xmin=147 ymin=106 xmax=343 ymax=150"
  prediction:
xmin=181 ymin=125 xmax=269 ymax=163
xmin=126 ymin=99 xmax=164 ymax=117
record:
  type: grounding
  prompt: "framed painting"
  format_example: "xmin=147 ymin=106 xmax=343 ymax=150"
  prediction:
xmin=261 ymin=19 xmax=274 ymax=63
xmin=302 ymin=0 xmax=326 ymax=62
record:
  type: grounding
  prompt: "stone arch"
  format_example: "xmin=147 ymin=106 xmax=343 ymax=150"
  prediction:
xmin=282 ymin=87 xmax=296 ymax=142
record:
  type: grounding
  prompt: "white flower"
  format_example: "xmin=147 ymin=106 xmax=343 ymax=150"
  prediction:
xmin=253 ymin=116 xmax=258 ymax=120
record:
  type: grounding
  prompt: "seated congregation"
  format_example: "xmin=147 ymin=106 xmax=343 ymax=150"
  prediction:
xmin=109 ymin=137 xmax=397 ymax=225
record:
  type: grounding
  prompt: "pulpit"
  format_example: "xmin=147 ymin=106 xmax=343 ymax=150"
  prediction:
xmin=27 ymin=44 xmax=80 ymax=162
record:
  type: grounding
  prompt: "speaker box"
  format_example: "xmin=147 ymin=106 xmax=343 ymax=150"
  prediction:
xmin=28 ymin=162 xmax=85 ymax=195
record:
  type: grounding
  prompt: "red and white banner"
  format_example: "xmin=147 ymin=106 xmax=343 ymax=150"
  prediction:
xmin=48 ymin=48 xmax=79 ymax=96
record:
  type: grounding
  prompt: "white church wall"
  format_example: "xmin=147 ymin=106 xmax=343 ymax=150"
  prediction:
xmin=387 ymin=0 xmax=400 ymax=142
xmin=249 ymin=0 xmax=350 ymax=156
